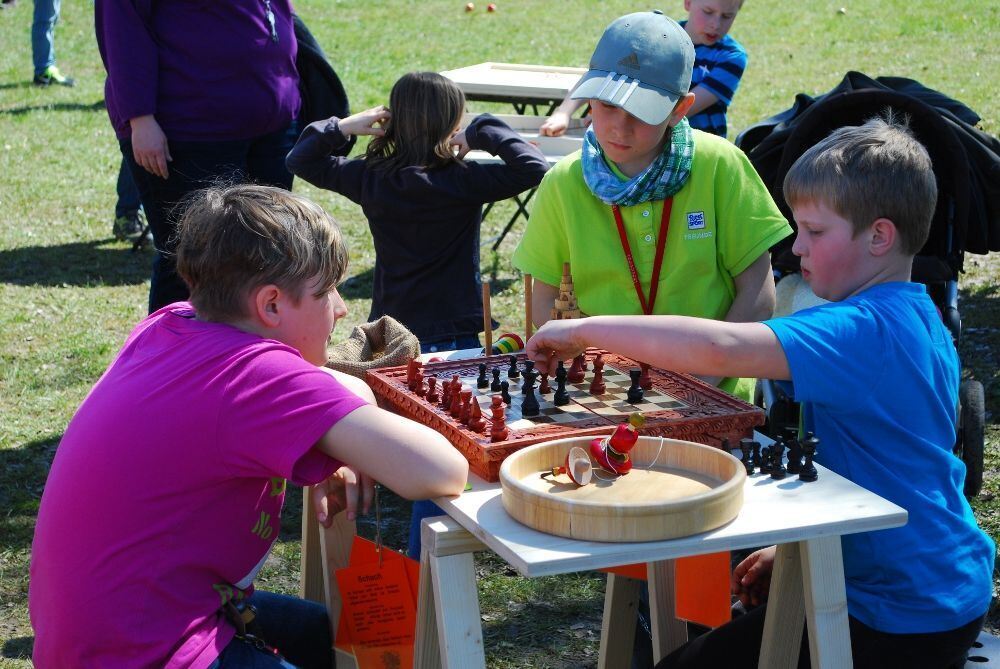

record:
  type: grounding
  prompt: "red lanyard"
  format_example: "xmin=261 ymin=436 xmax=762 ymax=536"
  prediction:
xmin=611 ymin=198 xmax=673 ymax=315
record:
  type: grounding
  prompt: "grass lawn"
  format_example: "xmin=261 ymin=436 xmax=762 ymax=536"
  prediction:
xmin=1 ymin=1 xmax=997 ymax=666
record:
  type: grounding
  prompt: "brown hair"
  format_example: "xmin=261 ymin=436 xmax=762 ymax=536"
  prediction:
xmin=783 ymin=115 xmax=937 ymax=255
xmin=365 ymin=71 xmax=466 ymax=172
xmin=175 ymin=184 xmax=349 ymax=322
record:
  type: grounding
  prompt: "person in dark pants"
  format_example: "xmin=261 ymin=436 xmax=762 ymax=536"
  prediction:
xmin=94 ymin=0 xmax=302 ymax=313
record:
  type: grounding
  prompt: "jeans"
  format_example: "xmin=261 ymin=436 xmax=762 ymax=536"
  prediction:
xmin=31 ymin=0 xmax=59 ymax=74
xmin=419 ymin=333 xmax=482 ymax=355
xmin=120 ymin=120 xmax=298 ymax=313
xmin=115 ymin=156 xmax=141 ymax=218
xmin=208 ymin=591 xmax=332 ymax=669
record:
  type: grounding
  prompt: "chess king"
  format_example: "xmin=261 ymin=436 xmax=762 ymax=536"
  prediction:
xmin=590 ymin=413 xmax=644 ymax=474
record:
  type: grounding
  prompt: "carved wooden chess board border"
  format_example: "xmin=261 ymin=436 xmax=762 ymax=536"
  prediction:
xmin=366 ymin=349 xmax=765 ymax=481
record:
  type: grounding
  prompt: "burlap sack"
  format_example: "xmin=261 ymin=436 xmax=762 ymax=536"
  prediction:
xmin=326 ymin=315 xmax=420 ymax=379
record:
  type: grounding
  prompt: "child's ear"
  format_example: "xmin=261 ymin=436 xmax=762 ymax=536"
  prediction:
xmin=251 ymin=284 xmax=283 ymax=327
xmin=868 ymin=217 xmax=898 ymax=257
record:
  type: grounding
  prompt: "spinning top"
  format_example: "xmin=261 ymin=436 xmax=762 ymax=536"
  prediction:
xmin=589 ymin=413 xmax=644 ymax=475
xmin=542 ymin=446 xmax=593 ymax=486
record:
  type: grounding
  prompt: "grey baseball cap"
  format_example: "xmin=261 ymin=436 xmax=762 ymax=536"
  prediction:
xmin=571 ymin=10 xmax=694 ymax=125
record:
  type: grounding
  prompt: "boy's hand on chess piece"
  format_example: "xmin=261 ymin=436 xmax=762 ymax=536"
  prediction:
xmin=526 ymin=319 xmax=587 ymax=375
xmin=449 ymin=130 xmax=471 ymax=159
xmin=731 ymin=545 xmax=776 ymax=607
xmin=312 ymin=465 xmax=376 ymax=526
xmin=338 ymin=105 xmax=391 ymax=138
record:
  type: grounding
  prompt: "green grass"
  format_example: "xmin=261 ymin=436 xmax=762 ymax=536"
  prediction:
xmin=1 ymin=1 xmax=998 ymax=666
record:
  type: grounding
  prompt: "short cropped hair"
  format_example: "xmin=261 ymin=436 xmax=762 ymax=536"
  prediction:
xmin=176 ymin=184 xmax=349 ymax=322
xmin=783 ymin=116 xmax=937 ymax=255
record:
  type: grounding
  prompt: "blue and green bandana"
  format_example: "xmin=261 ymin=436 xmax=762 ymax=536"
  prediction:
xmin=582 ymin=118 xmax=695 ymax=206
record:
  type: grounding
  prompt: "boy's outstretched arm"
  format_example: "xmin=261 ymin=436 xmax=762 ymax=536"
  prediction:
xmin=317 ymin=405 xmax=468 ymax=502
xmin=526 ymin=315 xmax=790 ymax=382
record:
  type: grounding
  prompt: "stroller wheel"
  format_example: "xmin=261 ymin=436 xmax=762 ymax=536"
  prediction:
xmin=956 ymin=380 xmax=985 ymax=498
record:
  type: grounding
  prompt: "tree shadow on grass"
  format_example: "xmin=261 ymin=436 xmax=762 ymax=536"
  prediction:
xmin=0 ymin=434 xmax=60 ymax=553
xmin=1 ymin=636 xmax=33 ymax=661
xmin=339 ymin=267 xmax=374 ymax=300
xmin=0 ymin=239 xmax=151 ymax=287
xmin=0 ymin=100 xmax=106 ymax=116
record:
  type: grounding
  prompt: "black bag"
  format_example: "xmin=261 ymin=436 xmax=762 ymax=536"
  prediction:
xmin=293 ymin=15 xmax=356 ymax=154
xmin=736 ymin=72 xmax=1000 ymax=256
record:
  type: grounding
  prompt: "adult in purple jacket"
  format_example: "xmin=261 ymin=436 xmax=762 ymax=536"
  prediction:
xmin=95 ymin=0 xmax=302 ymax=313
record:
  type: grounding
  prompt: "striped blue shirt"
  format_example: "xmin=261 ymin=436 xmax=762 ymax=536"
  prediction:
xmin=681 ymin=23 xmax=747 ymax=138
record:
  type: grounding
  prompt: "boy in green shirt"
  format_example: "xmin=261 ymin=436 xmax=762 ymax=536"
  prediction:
xmin=513 ymin=10 xmax=789 ymax=399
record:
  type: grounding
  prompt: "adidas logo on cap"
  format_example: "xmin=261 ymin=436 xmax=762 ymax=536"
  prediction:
xmin=617 ymin=52 xmax=640 ymax=73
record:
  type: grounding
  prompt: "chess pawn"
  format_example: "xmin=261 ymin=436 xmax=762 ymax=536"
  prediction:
xmin=507 ymin=355 xmax=520 ymax=379
xmin=799 ymin=433 xmax=819 ymax=482
xmin=450 ymin=384 xmax=464 ymax=418
xmin=567 ymin=353 xmax=586 ymax=383
xmin=440 ymin=374 xmax=453 ymax=408
xmin=459 ymin=388 xmax=473 ymax=425
xmin=413 ymin=374 xmax=426 ymax=398
xmin=553 ymin=361 xmax=570 ymax=406
xmin=426 ymin=376 xmax=439 ymax=404
xmin=639 ymin=363 xmax=653 ymax=390
xmin=739 ymin=438 xmax=757 ymax=475
xmin=489 ymin=396 xmax=509 ymax=442
xmin=500 ymin=380 xmax=511 ymax=405
xmin=769 ymin=437 xmax=787 ymax=480
xmin=589 ymin=353 xmax=606 ymax=395
xmin=539 ymin=373 xmax=551 ymax=395
xmin=784 ymin=428 xmax=802 ymax=474
xmin=477 ymin=363 xmax=489 ymax=389
xmin=490 ymin=367 xmax=502 ymax=392
xmin=468 ymin=397 xmax=487 ymax=433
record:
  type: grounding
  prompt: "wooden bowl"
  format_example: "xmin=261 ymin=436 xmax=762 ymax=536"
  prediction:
xmin=500 ymin=435 xmax=746 ymax=542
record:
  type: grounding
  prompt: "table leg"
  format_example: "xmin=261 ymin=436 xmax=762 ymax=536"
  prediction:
xmin=598 ymin=574 xmax=641 ymax=669
xmin=414 ymin=516 xmax=488 ymax=669
xmin=759 ymin=542 xmax=805 ymax=669
xmin=299 ymin=485 xmax=326 ymax=603
xmin=759 ymin=537 xmax=853 ymax=669
xmin=648 ymin=559 xmax=689 ymax=661
xmin=801 ymin=535 xmax=852 ymax=669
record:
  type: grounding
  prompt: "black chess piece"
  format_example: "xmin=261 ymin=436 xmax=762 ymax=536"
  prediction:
xmin=799 ymin=432 xmax=819 ymax=482
xmin=507 ymin=355 xmax=520 ymax=379
xmin=759 ymin=445 xmax=773 ymax=474
xmin=553 ymin=361 xmax=570 ymax=406
xmin=490 ymin=367 xmax=502 ymax=392
xmin=739 ymin=438 xmax=756 ymax=475
xmin=626 ymin=368 xmax=644 ymax=403
xmin=521 ymin=370 xmax=540 ymax=417
xmin=477 ymin=363 xmax=489 ymax=389
xmin=500 ymin=380 xmax=511 ymax=405
xmin=751 ymin=441 xmax=762 ymax=470
xmin=769 ymin=437 xmax=787 ymax=480
xmin=784 ymin=428 xmax=802 ymax=474
xmin=720 ymin=439 xmax=732 ymax=456
xmin=521 ymin=360 xmax=536 ymax=394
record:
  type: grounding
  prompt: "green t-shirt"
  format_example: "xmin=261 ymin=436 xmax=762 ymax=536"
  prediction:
xmin=512 ymin=130 xmax=792 ymax=398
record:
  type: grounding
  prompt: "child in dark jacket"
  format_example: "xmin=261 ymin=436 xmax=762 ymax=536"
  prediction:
xmin=287 ymin=70 xmax=549 ymax=353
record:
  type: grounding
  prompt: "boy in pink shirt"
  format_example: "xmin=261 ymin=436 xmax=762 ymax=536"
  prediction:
xmin=29 ymin=185 xmax=468 ymax=669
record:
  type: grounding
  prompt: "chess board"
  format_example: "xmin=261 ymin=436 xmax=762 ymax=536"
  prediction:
xmin=366 ymin=349 xmax=764 ymax=482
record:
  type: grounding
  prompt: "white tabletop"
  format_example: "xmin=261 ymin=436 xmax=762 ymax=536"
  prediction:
xmin=435 ymin=457 xmax=907 ymax=578
xmin=460 ymin=113 xmax=584 ymax=167
xmin=441 ymin=62 xmax=586 ymax=101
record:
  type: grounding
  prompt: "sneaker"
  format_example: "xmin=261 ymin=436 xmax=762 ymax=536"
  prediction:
xmin=33 ymin=65 xmax=74 ymax=87
xmin=113 ymin=212 xmax=145 ymax=242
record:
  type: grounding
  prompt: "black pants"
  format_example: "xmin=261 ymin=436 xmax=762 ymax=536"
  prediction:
xmin=655 ymin=604 xmax=984 ymax=669
xmin=120 ymin=121 xmax=298 ymax=314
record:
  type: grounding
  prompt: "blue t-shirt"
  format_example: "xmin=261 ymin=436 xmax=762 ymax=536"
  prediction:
xmin=765 ymin=282 xmax=994 ymax=634
xmin=681 ymin=22 xmax=747 ymax=138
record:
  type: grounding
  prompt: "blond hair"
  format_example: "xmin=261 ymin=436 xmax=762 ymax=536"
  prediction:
xmin=176 ymin=184 xmax=349 ymax=321
xmin=783 ymin=115 xmax=937 ymax=255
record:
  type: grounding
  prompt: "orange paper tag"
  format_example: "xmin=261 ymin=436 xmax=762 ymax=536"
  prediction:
xmin=335 ymin=537 xmax=419 ymax=667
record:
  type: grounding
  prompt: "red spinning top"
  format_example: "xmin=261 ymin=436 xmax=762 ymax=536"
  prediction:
xmin=589 ymin=413 xmax=644 ymax=475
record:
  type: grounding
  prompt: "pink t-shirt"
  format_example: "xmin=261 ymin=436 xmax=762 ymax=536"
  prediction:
xmin=29 ymin=304 xmax=368 ymax=668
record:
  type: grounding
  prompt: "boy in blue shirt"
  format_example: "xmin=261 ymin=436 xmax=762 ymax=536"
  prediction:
xmin=526 ymin=117 xmax=993 ymax=668
xmin=540 ymin=0 xmax=747 ymax=138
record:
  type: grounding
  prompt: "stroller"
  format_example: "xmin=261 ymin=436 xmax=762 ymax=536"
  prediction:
xmin=736 ymin=72 xmax=1000 ymax=497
